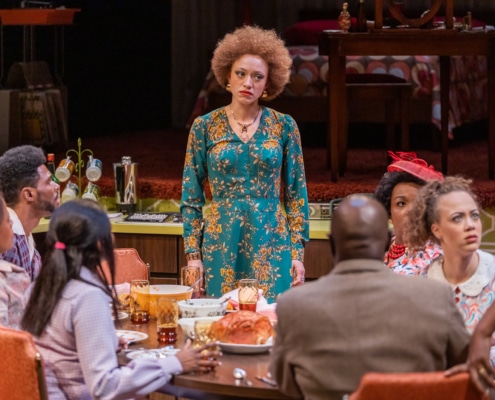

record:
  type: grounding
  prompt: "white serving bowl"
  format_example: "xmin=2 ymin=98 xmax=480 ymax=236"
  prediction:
xmin=178 ymin=316 xmax=223 ymax=338
xmin=142 ymin=285 xmax=192 ymax=318
xmin=178 ymin=298 xmax=227 ymax=318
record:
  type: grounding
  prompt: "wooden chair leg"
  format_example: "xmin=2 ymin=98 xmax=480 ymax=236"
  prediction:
xmin=339 ymin=93 xmax=350 ymax=176
xmin=385 ymin=98 xmax=396 ymax=151
xmin=400 ymin=86 xmax=410 ymax=151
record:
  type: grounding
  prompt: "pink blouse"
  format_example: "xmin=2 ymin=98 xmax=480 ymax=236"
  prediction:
xmin=0 ymin=260 xmax=31 ymax=329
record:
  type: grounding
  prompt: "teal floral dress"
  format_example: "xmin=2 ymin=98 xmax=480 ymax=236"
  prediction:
xmin=180 ymin=106 xmax=309 ymax=302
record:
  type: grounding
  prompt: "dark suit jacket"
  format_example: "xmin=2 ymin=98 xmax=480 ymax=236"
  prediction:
xmin=270 ymin=259 xmax=470 ymax=400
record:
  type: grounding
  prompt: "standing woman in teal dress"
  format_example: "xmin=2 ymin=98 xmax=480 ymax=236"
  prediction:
xmin=181 ymin=25 xmax=309 ymax=302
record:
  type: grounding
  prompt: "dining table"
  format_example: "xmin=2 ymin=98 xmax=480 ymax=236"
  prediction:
xmin=318 ymin=28 xmax=495 ymax=182
xmin=116 ymin=316 xmax=296 ymax=400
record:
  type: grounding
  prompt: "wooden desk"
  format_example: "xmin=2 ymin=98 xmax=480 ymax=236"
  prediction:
xmin=319 ymin=29 xmax=495 ymax=182
xmin=118 ymin=318 xmax=295 ymax=400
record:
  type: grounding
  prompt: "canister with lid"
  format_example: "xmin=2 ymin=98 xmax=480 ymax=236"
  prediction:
xmin=113 ymin=156 xmax=138 ymax=213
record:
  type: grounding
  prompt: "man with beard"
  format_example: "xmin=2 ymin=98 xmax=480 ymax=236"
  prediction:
xmin=0 ymin=145 xmax=60 ymax=281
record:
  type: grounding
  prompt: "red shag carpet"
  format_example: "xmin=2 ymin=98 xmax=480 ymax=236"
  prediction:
xmin=54 ymin=126 xmax=495 ymax=207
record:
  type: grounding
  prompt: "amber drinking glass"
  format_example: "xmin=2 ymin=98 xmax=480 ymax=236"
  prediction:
xmin=156 ymin=298 xmax=179 ymax=344
xmin=181 ymin=265 xmax=201 ymax=299
xmin=193 ymin=320 xmax=219 ymax=371
xmin=129 ymin=280 xmax=150 ymax=324
xmin=238 ymin=278 xmax=258 ymax=312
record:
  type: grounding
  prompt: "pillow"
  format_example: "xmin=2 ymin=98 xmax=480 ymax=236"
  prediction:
xmin=283 ymin=19 xmax=340 ymax=46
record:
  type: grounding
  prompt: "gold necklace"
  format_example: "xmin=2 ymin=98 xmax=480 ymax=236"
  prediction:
xmin=229 ymin=105 xmax=261 ymax=142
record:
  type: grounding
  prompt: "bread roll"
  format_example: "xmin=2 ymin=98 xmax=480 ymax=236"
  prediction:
xmin=210 ymin=310 xmax=273 ymax=345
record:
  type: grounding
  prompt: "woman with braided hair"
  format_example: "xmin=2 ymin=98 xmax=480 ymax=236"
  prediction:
xmin=22 ymin=199 xmax=220 ymax=400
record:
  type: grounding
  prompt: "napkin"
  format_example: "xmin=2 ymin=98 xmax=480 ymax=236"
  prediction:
xmin=257 ymin=303 xmax=277 ymax=322
xmin=219 ymin=288 xmax=268 ymax=311
xmin=113 ymin=282 xmax=130 ymax=297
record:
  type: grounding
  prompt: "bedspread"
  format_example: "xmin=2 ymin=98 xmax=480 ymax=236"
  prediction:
xmin=188 ymin=45 xmax=487 ymax=136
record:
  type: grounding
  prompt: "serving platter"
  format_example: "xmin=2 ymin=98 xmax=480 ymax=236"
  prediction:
xmin=112 ymin=311 xmax=129 ymax=321
xmin=219 ymin=338 xmax=273 ymax=355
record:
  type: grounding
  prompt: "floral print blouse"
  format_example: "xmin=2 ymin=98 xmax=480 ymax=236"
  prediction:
xmin=181 ymin=107 xmax=309 ymax=302
xmin=386 ymin=239 xmax=443 ymax=276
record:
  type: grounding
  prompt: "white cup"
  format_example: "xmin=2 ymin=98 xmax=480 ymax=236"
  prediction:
xmin=86 ymin=156 xmax=103 ymax=182
xmin=61 ymin=182 xmax=79 ymax=203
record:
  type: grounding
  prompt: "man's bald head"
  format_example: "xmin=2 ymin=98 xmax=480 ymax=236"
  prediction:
xmin=330 ymin=195 xmax=390 ymax=263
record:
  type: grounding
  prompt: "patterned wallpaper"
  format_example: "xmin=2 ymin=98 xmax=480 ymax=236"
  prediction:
xmin=481 ymin=207 xmax=495 ymax=255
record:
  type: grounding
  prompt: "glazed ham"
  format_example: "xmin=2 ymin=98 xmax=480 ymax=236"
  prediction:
xmin=210 ymin=310 xmax=273 ymax=345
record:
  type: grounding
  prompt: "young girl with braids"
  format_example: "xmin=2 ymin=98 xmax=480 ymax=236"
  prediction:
xmin=21 ymin=199 xmax=220 ymax=400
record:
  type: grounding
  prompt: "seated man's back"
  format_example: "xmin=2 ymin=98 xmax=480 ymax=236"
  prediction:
xmin=270 ymin=195 xmax=469 ymax=400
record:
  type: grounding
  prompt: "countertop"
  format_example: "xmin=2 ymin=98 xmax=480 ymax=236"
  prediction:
xmin=33 ymin=215 xmax=330 ymax=239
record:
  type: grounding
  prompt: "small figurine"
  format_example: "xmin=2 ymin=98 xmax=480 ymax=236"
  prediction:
xmin=464 ymin=11 xmax=472 ymax=31
xmin=339 ymin=2 xmax=352 ymax=32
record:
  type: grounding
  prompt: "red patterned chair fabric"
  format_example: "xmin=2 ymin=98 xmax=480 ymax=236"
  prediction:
xmin=349 ymin=371 xmax=488 ymax=400
xmin=101 ymin=247 xmax=149 ymax=284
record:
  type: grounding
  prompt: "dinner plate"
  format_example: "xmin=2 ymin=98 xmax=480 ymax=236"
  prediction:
xmin=115 ymin=330 xmax=149 ymax=344
xmin=126 ymin=348 xmax=180 ymax=360
xmin=219 ymin=338 xmax=273 ymax=355
xmin=112 ymin=311 xmax=129 ymax=321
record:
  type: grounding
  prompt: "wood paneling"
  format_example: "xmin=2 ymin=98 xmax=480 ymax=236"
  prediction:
xmin=114 ymin=233 xmax=178 ymax=275
xmin=150 ymin=277 xmax=178 ymax=285
xmin=305 ymin=239 xmax=332 ymax=279
xmin=35 ymin=231 xmax=333 ymax=282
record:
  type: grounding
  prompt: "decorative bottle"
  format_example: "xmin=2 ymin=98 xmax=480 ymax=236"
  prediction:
xmin=338 ymin=2 xmax=352 ymax=33
xmin=46 ymin=153 xmax=61 ymax=198
xmin=356 ymin=0 xmax=368 ymax=32
xmin=47 ymin=153 xmax=56 ymax=177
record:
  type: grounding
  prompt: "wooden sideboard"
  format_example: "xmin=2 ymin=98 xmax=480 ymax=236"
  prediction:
xmin=33 ymin=219 xmax=332 ymax=284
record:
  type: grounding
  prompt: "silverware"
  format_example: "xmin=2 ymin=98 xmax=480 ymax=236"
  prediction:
xmin=233 ymin=368 xmax=246 ymax=380
xmin=220 ymin=296 xmax=231 ymax=304
xmin=122 ymin=347 xmax=145 ymax=353
xmin=255 ymin=375 xmax=277 ymax=387
xmin=233 ymin=368 xmax=253 ymax=386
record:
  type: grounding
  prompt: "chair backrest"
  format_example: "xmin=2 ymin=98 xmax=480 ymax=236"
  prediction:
xmin=348 ymin=371 xmax=488 ymax=400
xmin=0 ymin=326 xmax=48 ymax=400
xmin=102 ymin=247 xmax=149 ymax=284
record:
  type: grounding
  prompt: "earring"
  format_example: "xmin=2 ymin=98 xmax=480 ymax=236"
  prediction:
xmin=262 ymin=90 xmax=268 ymax=98
xmin=226 ymin=83 xmax=231 ymax=92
